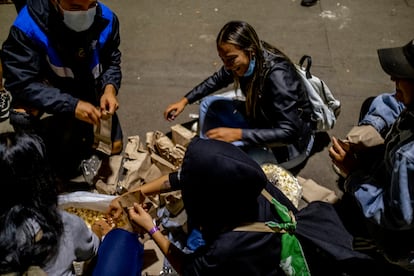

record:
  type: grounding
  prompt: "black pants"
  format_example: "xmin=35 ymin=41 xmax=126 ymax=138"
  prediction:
xmin=11 ymin=111 xmax=94 ymax=180
xmin=12 ymin=0 xmax=25 ymax=12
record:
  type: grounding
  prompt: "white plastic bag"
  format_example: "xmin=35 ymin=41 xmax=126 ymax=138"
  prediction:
xmin=58 ymin=191 xmax=116 ymax=212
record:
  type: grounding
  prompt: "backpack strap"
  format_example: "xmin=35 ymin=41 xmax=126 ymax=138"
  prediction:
xmin=298 ymin=55 xmax=313 ymax=79
xmin=233 ymin=189 xmax=297 ymax=233
xmin=233 ymin=222 xmax=277 ymax=233
xmin=232 ymin=189 xmax=311 ymax=276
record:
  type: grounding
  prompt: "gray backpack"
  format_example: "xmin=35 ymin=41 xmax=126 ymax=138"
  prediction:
xmin=296 ymin=55 xmax=341 ymax=132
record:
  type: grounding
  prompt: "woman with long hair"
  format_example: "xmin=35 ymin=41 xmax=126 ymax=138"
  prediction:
xmin=164 ymin=21 xmax=314 ymax=174
xmin=0 ymin=132 xmax=100 ymax=275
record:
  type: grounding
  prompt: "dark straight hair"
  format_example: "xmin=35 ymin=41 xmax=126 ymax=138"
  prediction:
xmin=216 ymin=20 xmax=293 ymax=117
xmin=0 ymin=132 xmax=63 ymax=274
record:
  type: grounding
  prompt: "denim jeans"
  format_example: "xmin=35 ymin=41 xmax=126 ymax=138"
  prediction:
xmin=199 ymin=95 xmax=248 ymax=148
xmin=92 ymin=228 xmax=144 ymax=276
xmin=198 ymin=95 xmax=314 ymax=169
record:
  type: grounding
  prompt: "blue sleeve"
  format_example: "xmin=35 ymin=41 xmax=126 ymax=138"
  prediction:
xmin=2 ymin=9 xmax=78 ymax=114
xmin=346 ymin=141 xmax=414 ymax=230
xmin=359 ymin=92 xmax=404 ymax=136
xmin=184 ymin=67 xmax=233 ymax=104
xmin=69 ymin=213 xmax=101 ymax=260
xmin=98 ymin=5 xmax=122 ymax=94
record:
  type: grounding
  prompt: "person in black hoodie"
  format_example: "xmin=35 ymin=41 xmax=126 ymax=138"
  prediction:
xmin=1 ymin=0 xmax=123 ymax=181
xmin=108 ymin=137 xmax=377 ymax=276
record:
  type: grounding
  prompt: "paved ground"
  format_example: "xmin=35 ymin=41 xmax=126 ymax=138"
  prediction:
xmin=2 ymin=0 xmax=413 ymax=196
xmin=1 ymin=0 xmax=414 ymax=274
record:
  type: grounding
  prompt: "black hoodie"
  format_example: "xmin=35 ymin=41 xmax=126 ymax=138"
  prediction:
xmin=169 ymin=138 xmax=295 ymax=275
xmin=169 ymin=138 xmax=371 ymax=275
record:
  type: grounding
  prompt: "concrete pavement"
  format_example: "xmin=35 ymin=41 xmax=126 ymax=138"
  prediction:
xmin=1 ymin=0 xmax=414 ymax=195
xmin=1 ymin=1 xmax=414 ymax=274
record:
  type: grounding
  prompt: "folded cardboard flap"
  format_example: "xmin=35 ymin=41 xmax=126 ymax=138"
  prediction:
xmin=89 ymin=124 xmax=192 ymax=196
xmin=297 ymin=176 xmax=339 ymax=204
xmin=171 ymin=124 xmax=196 ymax=147
xmin=118 ymin=190 xmax=144 ymax=208
xmin=118 ymin=190 xmax=159 ymax=236
xmin=343 ymin=125 xmax=384 ymax=151
xmin=159 ymin=191 xmax=184 ymax=216
xmin=93 ymin=112 xmax=112 ymax=155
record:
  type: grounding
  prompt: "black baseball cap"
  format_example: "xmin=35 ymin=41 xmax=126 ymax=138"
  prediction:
xmin=377 ymin=39 xmax=414 ymax=80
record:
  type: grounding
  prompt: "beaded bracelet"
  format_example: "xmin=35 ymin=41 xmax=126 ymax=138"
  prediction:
xmin=149 ymin=225 xmax=160 ymax=236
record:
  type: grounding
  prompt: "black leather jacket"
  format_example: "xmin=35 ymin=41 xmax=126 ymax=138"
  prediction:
xmin=184 ymin=48 xmax=313 ymax=162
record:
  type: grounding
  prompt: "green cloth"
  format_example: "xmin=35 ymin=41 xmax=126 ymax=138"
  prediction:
xmin=266 ymin=196 xmax=310 ymax=276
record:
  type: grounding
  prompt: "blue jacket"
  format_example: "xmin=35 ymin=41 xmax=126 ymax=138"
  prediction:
xmin=346 ymin=93 xmax=411 ymax=229
xmin=1 ymin=0 xmax=122 ymax=116
xmin=359 ymin=92 xmax=404 ymax=137
xmin=345 ymin=93 xmax=414 ymax=259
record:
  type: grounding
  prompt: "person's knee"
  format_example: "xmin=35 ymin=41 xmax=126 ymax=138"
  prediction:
xmin=93 ymin=228 xmax=143 ymax=276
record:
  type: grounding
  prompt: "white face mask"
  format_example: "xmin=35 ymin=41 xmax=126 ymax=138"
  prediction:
xmin=62 ymin=6 xmax=96 ymax=32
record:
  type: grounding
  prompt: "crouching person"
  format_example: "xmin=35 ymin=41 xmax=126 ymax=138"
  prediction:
xmin=330 ymin=39 xmax=414 ymax=273
xmin=0 ymin=132 xmax=101 ymax=275
xmin=108 ymin=137 xmax=374 ymax=276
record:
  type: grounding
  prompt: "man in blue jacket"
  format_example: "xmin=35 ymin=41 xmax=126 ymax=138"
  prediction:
xmin=330 ymin=39 xmax=414 ymax=272
xmin=1 ymin=0 xmax=123 ymax=181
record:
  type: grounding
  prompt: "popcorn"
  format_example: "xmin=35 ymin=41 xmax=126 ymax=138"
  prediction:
xmin=261 ymin=163 xmax=302 ymax=207
xmin=65 ymin=207 xmax=125 ymax=228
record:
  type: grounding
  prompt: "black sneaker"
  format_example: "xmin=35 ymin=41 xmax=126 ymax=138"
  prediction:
xmin=0 ymin=89 xmax=11 ymax=122
xmin=301 ymin=0 xmax=317 ymax=6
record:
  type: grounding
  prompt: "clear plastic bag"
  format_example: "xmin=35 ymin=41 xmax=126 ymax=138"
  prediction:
xmin=58 ymin=191 xmax=116 ymax=212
